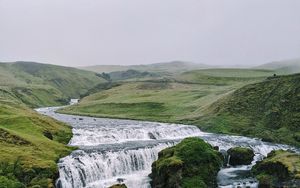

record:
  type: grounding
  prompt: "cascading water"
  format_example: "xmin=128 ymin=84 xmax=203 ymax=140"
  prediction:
xmin=57 ymin=143 xmax=174 ymax=188
xmin=36 ymin=107 xmax=299 ymax=188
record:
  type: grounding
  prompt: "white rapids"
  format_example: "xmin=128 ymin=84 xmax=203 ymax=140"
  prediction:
xmin=36 ymin=107 xmax=299 ymax=188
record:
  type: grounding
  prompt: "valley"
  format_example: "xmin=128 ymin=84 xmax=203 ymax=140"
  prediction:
xmin=2 ymin=2 xmax=300 ymax=187
xmin=60 ymin=63 xmax=300 ymax=146
xmin=0 ymin=60 xmax=299 ymax=187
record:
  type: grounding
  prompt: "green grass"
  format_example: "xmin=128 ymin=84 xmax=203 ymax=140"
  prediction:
xmin=60 ymin=68 xmax=273 ymax=122
xmin=0 ymin=61 xmax=105 ymax=186
xmin=0 ymin=61 xmax=106 ymax=107
xmin=0 ymin=98 xmax=74 ymax=187
xmin=252 ymin=150 xmax=300 ymax=186
xmin=60 ymin=69 xmax=300 ymax=147
xmin=59 ymin=81 xmax=239 ymax=122
xmin=191 ymin=73 xmax=300 ymax=147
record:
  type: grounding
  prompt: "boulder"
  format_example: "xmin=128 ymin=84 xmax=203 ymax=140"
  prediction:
xmin=227 ymin=147 xmax=254 ymax=166
xmin=149 ymin=137 xmax=223 ymax=188
xmin=252 ymin=150 xmax=300 ymax=188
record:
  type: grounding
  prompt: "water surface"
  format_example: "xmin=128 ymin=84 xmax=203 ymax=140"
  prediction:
xmin=37 ymin=107 xmax=299 ymax=188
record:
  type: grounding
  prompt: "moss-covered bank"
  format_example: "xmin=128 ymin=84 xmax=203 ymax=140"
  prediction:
xmin=252 ymin=150 xmax=300 ymax=188
xmin=150 ymin=137 xmax=223 ymax=188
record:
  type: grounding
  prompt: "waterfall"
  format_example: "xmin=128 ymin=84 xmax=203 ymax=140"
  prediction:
xmin=69 ymin=123 xmax=206 ymax=146
xmin=227 ymin=155 xmax=231 ymax=167
xmin=36 ymin=107 xmax=300 ymax=188
xmin=56 ymin=143 xmax=174 ymax=188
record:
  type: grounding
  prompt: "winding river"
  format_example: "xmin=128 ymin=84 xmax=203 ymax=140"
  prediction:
xmin=36 ymin=107 xmax=299 ymax=188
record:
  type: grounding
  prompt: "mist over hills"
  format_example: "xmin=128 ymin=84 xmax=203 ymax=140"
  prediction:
xmin=254 ymin=58 xmax=300 ymax=74
xmin=80 ymin=61 xmax=212 ymax=74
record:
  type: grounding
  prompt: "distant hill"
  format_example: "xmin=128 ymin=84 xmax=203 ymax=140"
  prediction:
xmin=176 ymin=68 xmax=275 ymax=85
xmin=59 ymin=68 xmax=273 ymax=125
xmin=255 ymin=59 xmax=300 ymax=74
xmin=80 ymin=61 xmax=211 ymax=74
xmin=193 ymin=73 xmax=300 ymax=146
xmin=108 ymin=69 xmax=160 ymax=81
xmin=0 ymin=61 xmax=106 ymax=107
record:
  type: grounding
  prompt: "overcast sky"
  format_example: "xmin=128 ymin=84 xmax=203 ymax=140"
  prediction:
xmin=0 ymin=0 xmax=300 ymax=67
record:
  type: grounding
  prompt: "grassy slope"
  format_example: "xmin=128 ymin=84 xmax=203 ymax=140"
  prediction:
xmin=60 ymin=69 xmax=300 ymax=147
xmin=0 ymin=96 xmax=73 ymax=187
xmin=106 ymin=69 xmax=161 ymax=82
xmin=0 ymin=61 xmax=106 ymax=107
xmin=191 ymin=73 xmax=300 ymax=146
xmin=60 ymin=69 xmax=275 ymax=122
xmin=0 ymin=61 xmax=107 ymax=186
xmin=80 ymin=61 xmax=211 ymax=73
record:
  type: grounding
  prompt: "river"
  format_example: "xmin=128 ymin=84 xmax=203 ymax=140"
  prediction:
xmin=36 ymin=107 xmax=299 ymax=188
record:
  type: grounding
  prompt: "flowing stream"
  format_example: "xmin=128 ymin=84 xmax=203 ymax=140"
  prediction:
xmin=36 ymin=107 xmax=299 ymax=188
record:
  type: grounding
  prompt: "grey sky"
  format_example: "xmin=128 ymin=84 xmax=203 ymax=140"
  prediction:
xmin=0 ymin=0 xmax=300 ymax=67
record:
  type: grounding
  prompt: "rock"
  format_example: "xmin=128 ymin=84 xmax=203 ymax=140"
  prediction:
xmin=252 ymin=150 xmax=300 ymax=188
xmin=227 ymin=147 xmax=254 ymax=166
xmin=213 ymin=146 xmax=219 ymax=151
xmin=149 ymin=137 xmax=223 ymax=188
xmin=148 ymin=132 xmax=156 ymax=140
xmin=79 ymin=118 xmax=83 ymax=120
xmin=117 ymin=178 xmax=125 ymax=183
xmin=108 ymin=184 xmax=127 ymax=188
xmin=43 ymin=130 xmax=53 ymax=140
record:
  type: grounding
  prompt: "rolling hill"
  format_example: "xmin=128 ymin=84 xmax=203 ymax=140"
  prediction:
xmin=0 ymin=61 xmax=107 ymax=186
xmin=0 ymin=61 xmax=106 ymax=107
xmin=59 ymin=68 xmax=300 ymax=146
xmin=255 ymin=59 xmax=300 ymax=74
xmin=80 ymin=61 xmax=211 ymax=74
xmin=190 ymin=73 xmax=300 ymax=146
xmin=59 ymin=68 xmax=273 ymax=123
xmin=108 ymin=69 xmax=160 ymax=81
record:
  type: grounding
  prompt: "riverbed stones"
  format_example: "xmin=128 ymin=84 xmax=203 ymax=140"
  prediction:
xmin=149 ymin=137 xmax=223 ymax=188
xmin=227 ymin=147 xmax=255 ymax=166
xmin=252 ymin=150 xmax=300 ymax=188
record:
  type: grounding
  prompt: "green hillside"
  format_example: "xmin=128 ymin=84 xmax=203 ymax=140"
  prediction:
xmin=59 ymin=68 xmax=300 ymax=147
xmin=0 ymin=61 xmax=108 ymax=187
xmin=59 ymin=68 xmax=273 ymax=123
xmin=80 ymin=61 xmax=211 ymax=74
xmin=191 ymin=73 xmax=300 ymax=146
xmin=108 ymin=69 xmax=160 ymax=81
xmin=0 ymin=61 xmax=106 ymax=107
xmin=255 ymin=59 xmax=300 ymax=74
xmin=0 ymin=96 xmax=73 ymax=187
